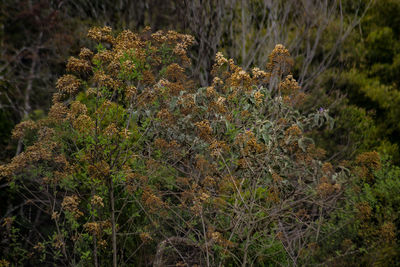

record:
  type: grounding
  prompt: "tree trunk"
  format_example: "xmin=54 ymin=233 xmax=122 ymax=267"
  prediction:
xmin=110 ymin=178 xmax=117 ymax=267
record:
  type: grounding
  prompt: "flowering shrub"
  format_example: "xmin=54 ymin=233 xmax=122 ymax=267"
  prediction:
xmin=1 ymin=27 xmax=346 ymax=266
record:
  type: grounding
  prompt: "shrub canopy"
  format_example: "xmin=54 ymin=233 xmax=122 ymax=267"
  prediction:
xmin=1 ymin=27 xmax=347 ymax=266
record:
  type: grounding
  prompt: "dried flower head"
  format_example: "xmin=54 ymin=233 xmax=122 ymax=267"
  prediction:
xmin=166 ymin=63 xmax=186 ymax=81
xmin=285 ymin=125 xmax=302 ymax=137
xmin=267 ymin=44 xmax=293 ymax=75
xmin=322 ymin=162 xmax=334 ymax=175
xmin=73 ymin=114 xmax=94 ymax=134
xmin=195 ymin=120 xmax=213 ymax=141
xmin=126 ymin=85 xmax=137 ymax=99
xmin=88 ymin=160 xmax=110 ymax=180
xmin=79 ymin=47 xmax=94 ymax=60
xmin=279 ymin=75 xmax=300 ymax=95
xmin=139 ymin=232 xmax=152 ymax=243
xmin=91 ymin=195 xmax=104 ymax=207
xmin=48 ymin=102 xmax=69 ymax=122
xmin=209 ymin=140 xmax=230 ymax=156
xmin=66 ymin=57 xmax=91 ymax=74
xmin=380 ymin=222 xmax=396 ymax=243
xmin=56 ymin=74 xmax=81 ymax=95
xmin=254 ymin=90 xmax=264 ymax=105
xmin=252 ymin=67 xmax=269 ymax=80
xmin=61 ymin=195 xmax=83 ymax=218
xmin=93 ymin=50 xmax=114 ymax=64
xmin=142 ymin=189 xmax=165 ymax=213
xmin=87 ymin=26 xmax=114 ymax=43
xmin=215 ymin=52 xmax=228 ymax=66
xmin=356 ymin=202 xmax=372 ymax=220
xmin=11 ymin=120 xmax=37 ymax=140
xmin=69 ymin=101 xmax=87 ymax=118
xmin=355 ymin=151 xmax=381 ymax=183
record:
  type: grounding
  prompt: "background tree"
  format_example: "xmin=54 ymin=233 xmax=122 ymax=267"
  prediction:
xmin=320 ymin=0 xmax=400 ymax=162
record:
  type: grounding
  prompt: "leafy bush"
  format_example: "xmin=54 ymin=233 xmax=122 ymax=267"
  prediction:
xmin=1 ymin=27 xmax=347 ymax=266
xmin=313 ymin=152 xmax=400 ymax=266
xmin=316 ymin=0 xmax=400 ymax=163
